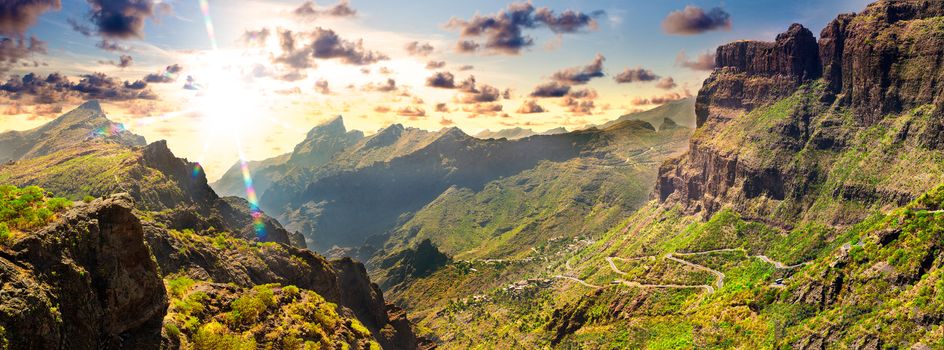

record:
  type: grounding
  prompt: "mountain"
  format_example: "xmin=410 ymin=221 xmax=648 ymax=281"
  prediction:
xmin=0 ymin=104 xmax=427 ymax=349
xmin=474 ymin=127 xmax=536 ymax=140
xmin=0 ymin=100 xmax=145 ymax=162
xmin=474 ymin=127 xmax=570 ymax=140
xmin=601 ymin=97 xmax=696 ymax=130
xmin=379 ymin=1 xmax=944 ymax=347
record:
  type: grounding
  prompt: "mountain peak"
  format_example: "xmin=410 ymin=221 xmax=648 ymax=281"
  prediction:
xmin=305 ymin=115 xmax=347 ymax=139
xmin=77 ymin=99 xmax=103 ymax=112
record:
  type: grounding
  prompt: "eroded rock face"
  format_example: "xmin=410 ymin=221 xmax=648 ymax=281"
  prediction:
xmin=0 ymin=194 xmax=167 ymax=350
xmin=695 ymin=23 xmax=821 ymax=127
xmin=657 ymin=0 xmax=944 ymax=223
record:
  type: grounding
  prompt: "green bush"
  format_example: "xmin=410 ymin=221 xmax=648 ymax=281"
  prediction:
xmin=82 ymin=195 xmax=95 ymax=203
xmin=0 ymin=185 xmax=72 ymax=238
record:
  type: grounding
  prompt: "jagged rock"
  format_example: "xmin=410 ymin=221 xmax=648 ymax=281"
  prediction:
xmin=0 ymin=194 xmax=167 ymax=349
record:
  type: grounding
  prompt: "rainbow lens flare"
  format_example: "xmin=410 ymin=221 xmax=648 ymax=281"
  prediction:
xmin=92 ymin=123 xmax=127 ymax=137
xmin=238 ymin=153 xmax=266 ymax=240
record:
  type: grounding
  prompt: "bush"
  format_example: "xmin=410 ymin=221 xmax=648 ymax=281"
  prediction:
xmin=82 ymin=195 xmax=95 ymax=203
xmin=0 ymin=185 xmax=72 ymax=237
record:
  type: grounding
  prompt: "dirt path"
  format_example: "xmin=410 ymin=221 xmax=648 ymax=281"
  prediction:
xmin=605 ymin=256 xmax=716 ymax=293
xmin=553 ymin=275 xmax=601 ymax=289
xmin=665 ymin=253 xmax=724 ymax=291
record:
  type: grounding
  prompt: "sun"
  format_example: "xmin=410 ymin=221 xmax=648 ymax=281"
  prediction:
xmin=197 ymin=62 xmax=262 ymax=140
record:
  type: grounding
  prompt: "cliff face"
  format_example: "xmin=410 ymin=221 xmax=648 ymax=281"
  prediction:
xmin=0 ymin=194 xmax=167 ymax=349
xmin=658 ymin=0 xmax=944 ymax=226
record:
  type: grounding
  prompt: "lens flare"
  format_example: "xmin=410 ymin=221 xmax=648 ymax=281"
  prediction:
xmin=237 ymin=148 xmax=266 ymax=240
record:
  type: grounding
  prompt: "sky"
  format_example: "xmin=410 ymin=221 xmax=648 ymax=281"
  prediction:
xmin=0 ymin=0 xmax=871 ymax=180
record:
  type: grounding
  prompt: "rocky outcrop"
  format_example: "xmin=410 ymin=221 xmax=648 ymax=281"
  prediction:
xmin=695 ymin=23 xmax=821 ymax=127
xmin=0 ymin=194 xmax=167 ymax=350
xmin=820 ymin=0 xmax=944 ymax=124
xmin=657 ymin=0 xmax=944 ymax=223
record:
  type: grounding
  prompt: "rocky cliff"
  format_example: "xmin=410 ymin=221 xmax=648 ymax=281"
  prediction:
xmin=657 ymin=0 xmax=944 ymax=226
xmin=0 ymin=194 xmax=167 ymax=349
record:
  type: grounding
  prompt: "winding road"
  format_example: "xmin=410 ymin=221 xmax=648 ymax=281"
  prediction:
xmin=556 ymin=248 xmax=810 ymax=294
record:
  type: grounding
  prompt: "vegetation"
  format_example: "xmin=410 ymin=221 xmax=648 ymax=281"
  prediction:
xmin=163 ymin=279 xmax=380 ymax=349
xmin=0 ymin=185 xmax=72 ymax=243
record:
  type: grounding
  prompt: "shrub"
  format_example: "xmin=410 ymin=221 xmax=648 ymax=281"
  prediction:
xmin=82 ymin=195 xmax=95 ymax=203
xmin=0 ymin=185 xmax=72 ymax=239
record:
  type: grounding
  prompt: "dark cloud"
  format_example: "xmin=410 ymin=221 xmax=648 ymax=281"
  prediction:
xmin=455 ymin=76 xmax=500 ymax=103
xmin=516 ymin=100 xmax=545 ymax=114
xmin=406 ymin=41 xmax=434 ymax=56
xmin=446 ymin=2 xmax=603 ymax=55
xmin=534 ymin=8 xmax=604 ymax=33
xmin=613 ymin=67 xmax=658 ymax=83
xmin=309 ymin=27 xmax=387 ymax=65
xmin=426 ymin=60 xmax=446 ymax=69
xmin=99 ymin=54 xmax=133 ymax=67
xmin=294 ymin=0 xmax=356 ymax=19
xmin=662 ymin=6 xmax=731 ymax=35
xmin=529 ymin=81 xmax=569 ymax=97
xmin=656 ymin=77 xmax=676 ymax=89
xmin=426 ymin=71 xmax=455 ymax=89
xmin=0 ymin=0 xmax=61 ymax=36
xmin=0 ymin=71 xmax=156 ymax=104
xmin=0 ymin=36 xmax=46 ymax=74
xmin=274 ymin=29 xmax=312 ymax=69
xmin=96 ymin=39 xmax=128 ymax=52
xmin=551 ymin=53 xmax=604 ymax=85
xmin=457 ymin=64 xmax=474 ymax=71
xmin=676 ymin=50 xmax=715 ymax=71
xmin=143 ymin=64 xmax=182 ymax=83
xmin=502 ymin=88 xmax=511 ymax=99
xmin=86 ymin=0 xmax=159 ymax=39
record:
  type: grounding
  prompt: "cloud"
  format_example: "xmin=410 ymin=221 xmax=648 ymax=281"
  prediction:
xmin=426 ymin=71 xmax=455 ymax=89
xmin=68 ymin=17 xmax=94 ymax=36
xmin=314 ymin=79 xmax=330 ymax=94
xmin=561 ymin=96 xmax=593 ymax=115
xmin=86 ymin=0 xmax=160 ymax=39
xmin=240 ymin=28 xmax=270 ymax=47
xmin=462 ymin=102 xmax=502 ymax=115
xmin=516 ymin=100 xmax=545 ymax=114
xmin=397 ymin=105 xmax=426 ymax=118
xmin=662 ymin=6 xmax=731 ymax=35
xmin=294 ymin=0 xmax=356 ymax=19
xmin=455 ymin=40 xmax=480 ymax=53
xmin=435 ymin=102 xmax=449 ymax=112
xmin=0 ymin=72 xmax=156 ymax=105
xmin=308 ymin=27 xmax=388 ymax=65
xmin=439 ymin=116 xmax=454 ymax=126
xmin=455 ymin=76 xmax=500 ymax=103
xmin=445 ymin=2 xmax=603 ymax=55
xmin=373 ymin=105 xmax=391 ymax=113
xmin=143 ymin=64 xmax=182 ymax=83
xmin=551 ymin=53 xmax=604 ymax=85
xmin=0 ymin=36 xmax=46 ymax=74
xmin=96 ymin=39 xmax=129 ymax=52
xmin=676 ymin=49 xmax=715 ymax=71
xmin=406 ymin=41 xmax=434 ymax=56
xmin=426 ymin=60 xmax=446 ymax=69
xmin=613 ymin=67 xmax=658 ymax=83
xmin=566 ymin=87 xmax=597 ymax=99
xmin=457 ymin=65 xmax=474 ymax=71
xmin=656 ymin=77 xmax=676 ymax=89
xmin=100 ymin=54 xmax=133 ymax=68
xmin=362 ymin=78 xmax=398 ymax=93
xmin=0 ymin=0 xmax=61 ymax=36
xmin=631 ymin=90 xmax=692 ymax=106
xmin=530 ymin=81 xmax=570 ymax=97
